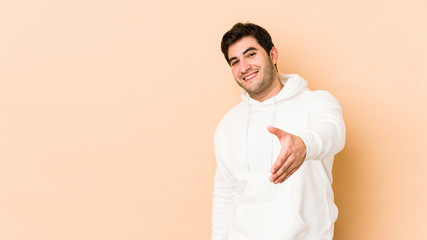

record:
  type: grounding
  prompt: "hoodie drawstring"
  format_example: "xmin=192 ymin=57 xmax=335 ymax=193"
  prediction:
xmin=245 ymin=96 xmax=277 ymax=173
xmin=246 ymin=97 xmax=250 ymax=172
xmin=270 ymin=98 xmax=276 ymax=167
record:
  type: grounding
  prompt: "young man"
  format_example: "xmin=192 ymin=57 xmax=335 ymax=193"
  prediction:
xmin=212 ymin=23 xmax=346 ymax=240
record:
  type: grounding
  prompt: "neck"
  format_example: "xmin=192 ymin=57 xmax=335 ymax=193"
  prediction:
xmin=250 ymin=76 xmax=283 ymax=102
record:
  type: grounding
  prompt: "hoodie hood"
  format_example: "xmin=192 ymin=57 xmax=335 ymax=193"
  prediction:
xmin=241 ymin=73 xmax=308 ymax=105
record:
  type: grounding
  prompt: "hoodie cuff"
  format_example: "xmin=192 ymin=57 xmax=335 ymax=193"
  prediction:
xmin=296 ymin=130 xmax=320 ymax=161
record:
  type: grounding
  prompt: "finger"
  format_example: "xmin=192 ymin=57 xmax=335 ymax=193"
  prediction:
xmin=271 ymin=154 xmax=293 ymax=183
xmin=267 ymin=125 xmax=284 ymax=137
xmin=270 ymin=149 xmax=290 ymax=174
xmin=279 ymin=167 xmax=299 ymax=183
xmin=273 ymin=155 xmax=295 ymax=183
xmin=275 ymin=161 xmax=298 ymax=184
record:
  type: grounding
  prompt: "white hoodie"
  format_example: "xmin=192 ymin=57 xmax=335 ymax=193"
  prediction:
xmin=212 ymin=74 xmax=346 ymax=240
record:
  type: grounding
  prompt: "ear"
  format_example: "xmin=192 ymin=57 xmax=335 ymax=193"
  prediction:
xmin=269 ymin=46 xmax=278 ymax=65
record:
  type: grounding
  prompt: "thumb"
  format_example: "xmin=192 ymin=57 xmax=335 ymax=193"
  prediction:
xmin=267 ymin=125 xmax=282 ymax=136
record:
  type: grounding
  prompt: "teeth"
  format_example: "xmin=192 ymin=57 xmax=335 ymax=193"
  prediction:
xmin=244 ymin=73 xmax=256 ymax=80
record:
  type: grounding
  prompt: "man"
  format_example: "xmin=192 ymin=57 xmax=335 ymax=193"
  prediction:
xmin=211 ymin=22 xmax=346 ymax=240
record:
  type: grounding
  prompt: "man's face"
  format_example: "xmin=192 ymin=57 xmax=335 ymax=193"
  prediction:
xmin=227 ymin=36 xmax=278 ymax=100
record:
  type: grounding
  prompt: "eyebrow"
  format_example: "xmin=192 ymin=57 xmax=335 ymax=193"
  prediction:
xmin=229 ymin=47 xmax=258 ymax=64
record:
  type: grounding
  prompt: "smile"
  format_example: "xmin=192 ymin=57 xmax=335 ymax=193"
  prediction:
xmin=243 ymin=71 xmax=258 ymax=81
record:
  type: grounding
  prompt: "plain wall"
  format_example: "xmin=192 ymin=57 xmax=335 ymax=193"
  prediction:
xmin=0 ymin=0 xmax=426 ymax=239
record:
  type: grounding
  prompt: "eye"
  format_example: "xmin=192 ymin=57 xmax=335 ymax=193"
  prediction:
xmin=230 ymin=60 xmax=239 ymax=66
xmin=248 ymin=52 xmax=256 ymax=57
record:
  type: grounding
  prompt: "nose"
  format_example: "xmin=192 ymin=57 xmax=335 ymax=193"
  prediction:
xmin=239 ymin=59 xmax=251 ymax=74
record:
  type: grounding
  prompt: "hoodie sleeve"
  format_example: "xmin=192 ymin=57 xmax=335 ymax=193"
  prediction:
xmin=297 ymin=90 xmax=346 ymax=161
xmin=211 ymin=133 xmax=237 ymax=240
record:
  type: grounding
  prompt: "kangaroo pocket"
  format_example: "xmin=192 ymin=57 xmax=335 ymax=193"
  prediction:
xmin=232 ymin=194 xmax=307 ymax=240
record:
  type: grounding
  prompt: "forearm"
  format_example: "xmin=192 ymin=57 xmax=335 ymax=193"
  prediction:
xmin=298 ymin=91 xmax=346 ymax=160
xmin=212 ymin=131 xmax=238 ymax=239
xmin=212 ymin=183 xmax=235 ymax=240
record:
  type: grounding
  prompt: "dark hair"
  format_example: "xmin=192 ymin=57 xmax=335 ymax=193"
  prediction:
xmin=221 ymin=22 xmax=275 ymax=64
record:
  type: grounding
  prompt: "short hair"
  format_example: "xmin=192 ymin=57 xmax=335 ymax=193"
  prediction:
xmin=221 ymin=22 xmax=275 ymax=64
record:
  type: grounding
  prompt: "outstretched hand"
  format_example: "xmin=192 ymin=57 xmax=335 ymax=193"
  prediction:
xmin=267 ymin=126 xmax=307 ymax=184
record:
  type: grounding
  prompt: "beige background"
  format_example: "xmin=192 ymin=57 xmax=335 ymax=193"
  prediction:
xmin=1 ymin=0 xmax=426 ymax=239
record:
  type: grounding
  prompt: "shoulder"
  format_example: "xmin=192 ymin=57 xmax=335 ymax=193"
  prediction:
xmin=297 ymin=88 xmax=341 ymax=105
xmin=304 ymin=90 xmax=343 ymax=115
xmin=311 ymin=90 xmax=342 ymax=106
